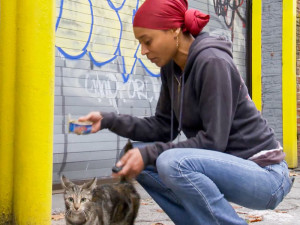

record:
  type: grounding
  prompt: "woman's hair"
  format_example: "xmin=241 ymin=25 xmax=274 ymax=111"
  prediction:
xmin=133 ymin=0 xmax=210 ymax=36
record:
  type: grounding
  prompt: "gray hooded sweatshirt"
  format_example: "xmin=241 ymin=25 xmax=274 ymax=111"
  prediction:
xmin=101 ymin=32 xmax=283 ymax=167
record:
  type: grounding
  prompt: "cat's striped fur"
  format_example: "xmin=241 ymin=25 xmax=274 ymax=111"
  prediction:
xmin=61 ymin=141 xmax=140 ymax=225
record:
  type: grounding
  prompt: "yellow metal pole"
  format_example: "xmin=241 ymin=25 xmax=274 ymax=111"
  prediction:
xmin=13 ymin=0 xmax=55 ymax=223
xmin=282 ymin=0 xmax=298 ymax=168
xmin=0 ymin=0 xmax=17 ymax=224
xmin=252 ymin=0 xmax=262 ymax=111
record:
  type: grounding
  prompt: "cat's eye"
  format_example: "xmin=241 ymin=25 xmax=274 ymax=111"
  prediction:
xmin=68 ymin=197 xmax=74 ymax=202
xmin=81 ymin=198 xmax=86 ymax=202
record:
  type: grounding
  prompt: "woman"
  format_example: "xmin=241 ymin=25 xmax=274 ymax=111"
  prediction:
xmin=79 ymin=0 xmax=293 ymax=224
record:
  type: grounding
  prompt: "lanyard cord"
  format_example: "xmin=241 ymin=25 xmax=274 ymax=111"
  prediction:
xmin=171 ymin=71 xmax=175 ymax=142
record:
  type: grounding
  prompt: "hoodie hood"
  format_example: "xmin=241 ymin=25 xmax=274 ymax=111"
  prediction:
xmin=184 ymin=32 xmax=233 ymax=75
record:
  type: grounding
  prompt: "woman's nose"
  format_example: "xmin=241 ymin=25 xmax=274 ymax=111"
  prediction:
xmin=141 ymin=44 xmax=149 ymax=55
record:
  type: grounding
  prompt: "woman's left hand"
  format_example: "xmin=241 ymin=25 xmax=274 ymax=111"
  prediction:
xmin=112 ymin=148 xmax=144 ymax=178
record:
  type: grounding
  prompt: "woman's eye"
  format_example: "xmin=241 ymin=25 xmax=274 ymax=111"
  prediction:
xmin=81 ymin=198 xmax=86 ymax=202
xmin=145 ymin=40 xmax=151 ymax=46
xmin=68 ymin=197 xmax=74 ymax=202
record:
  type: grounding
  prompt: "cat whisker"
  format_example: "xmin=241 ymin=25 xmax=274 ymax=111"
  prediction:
xmin=67 ymin=210 xmax=72 ymax=218
xmin=83 ymin=209 xmax=88 ymax=220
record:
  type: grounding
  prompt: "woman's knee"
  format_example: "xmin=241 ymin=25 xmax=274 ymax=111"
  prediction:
xmin=156 ymin=149 xmax=196 ymax=186
xmin=157 ymin=148 xmax=205 ymax=173
xmin=156 ymin=150 xmax=178 ymax=183
xmin=156 ymin=149 xmax=177 ymax=170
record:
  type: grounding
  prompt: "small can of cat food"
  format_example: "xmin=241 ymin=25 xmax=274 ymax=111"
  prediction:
xmin=69 ymin=120 xmax=93 ymax=135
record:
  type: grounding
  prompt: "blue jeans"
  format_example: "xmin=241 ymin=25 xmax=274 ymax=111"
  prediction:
xmin=135 ymin=147 xmax=293 ymax=225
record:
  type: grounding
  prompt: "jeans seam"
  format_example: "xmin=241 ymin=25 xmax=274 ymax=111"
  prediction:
xmin=177 ymin=157 xmax=221 ymax=225
xmin=265 ymin=166 xmax=291 ymax=209
xmin=176 ymin=155 xmax=288 ymax=212
xmin=266 ymin=184 xmax=283 ymax=209
xmin=143 ymin=170 xmax=182 ymax=205
xmin=178 ymin=154 xmax=265 ymax=173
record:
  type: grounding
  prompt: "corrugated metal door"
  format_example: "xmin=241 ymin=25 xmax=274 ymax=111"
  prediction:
xmin=53 ymin=0 xmax=248 ymax=183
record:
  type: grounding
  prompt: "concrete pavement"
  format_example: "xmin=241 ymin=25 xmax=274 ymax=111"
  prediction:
xmin=52 ymin=170 xmax=300 ymax=225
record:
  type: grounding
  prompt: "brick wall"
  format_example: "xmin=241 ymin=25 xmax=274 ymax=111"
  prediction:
xmin=297 ymin=0 xmax=300 ymax=164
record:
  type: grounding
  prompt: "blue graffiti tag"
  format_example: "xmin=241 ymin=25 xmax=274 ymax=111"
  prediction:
xmin=55 ymin=0 xmax=160 ymax=83
xmin=56 ymin=0 xmax=94 ymax=60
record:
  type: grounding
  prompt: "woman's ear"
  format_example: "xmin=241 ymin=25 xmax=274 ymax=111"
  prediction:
xmin=174 ymin=27 xmax=181 ymax=36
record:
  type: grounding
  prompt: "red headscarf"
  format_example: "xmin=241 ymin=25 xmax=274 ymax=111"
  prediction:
xmin=133 ymin=0 xmax=210 ymax=36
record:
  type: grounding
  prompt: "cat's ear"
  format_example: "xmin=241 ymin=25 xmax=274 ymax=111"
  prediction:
xmin=82 ymin=177 xmax=97 ymax=191
xmin=61 ymin=175 xmax=74 ymax=190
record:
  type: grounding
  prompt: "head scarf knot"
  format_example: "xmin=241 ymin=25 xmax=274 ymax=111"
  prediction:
xmin=133 ymin=0 xmax=210 ymax=36
xmin=184 ymin=9 xmax=210 ymax=36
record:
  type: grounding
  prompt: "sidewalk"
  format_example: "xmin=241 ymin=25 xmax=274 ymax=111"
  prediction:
xmin=52 ymin=170 xmax=300 ymax=225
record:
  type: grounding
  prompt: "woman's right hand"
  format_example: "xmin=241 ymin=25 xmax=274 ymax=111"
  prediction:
xmin=78 ymin=111 xmax=103 ymax=133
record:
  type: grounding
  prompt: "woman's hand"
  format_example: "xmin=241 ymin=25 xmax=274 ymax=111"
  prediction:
xmin=113 ymin=148 xmax=144 ymax=178
xmin=78 ymin=111 xmax=103 ymax=133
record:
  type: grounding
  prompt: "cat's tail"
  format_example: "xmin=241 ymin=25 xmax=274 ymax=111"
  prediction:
xmin=112 ymin=139 xmax=134 ymax=183
xmin=121 ymin=140 xmax=134 ymax=183
xmin=123 ymin=139 xmax=133 ymax=154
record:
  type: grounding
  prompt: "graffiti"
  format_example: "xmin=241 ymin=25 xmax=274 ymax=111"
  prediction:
xmin=55 ymin=0 xmax=160 ymax=83
xmin=84 ymin=72 xmax=160 ymax=113
xmin=56 ymin=0 xmax=94 ymax=60
xmin=213 ymin=0 xmax=246 ymax=41
xmin=56 ymin=0 xmax=247 ymax=83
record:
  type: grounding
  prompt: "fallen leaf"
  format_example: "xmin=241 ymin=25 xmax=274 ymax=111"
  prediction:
xmin=246 ymin=215 xmax=263 ymax=223
xmin=51 ymin=213 xmax=65 ymax=221
xmin=155 ymin=209 xmax=165 ymax=213
xmin=289 ymin=171 xmax=298 ymax=176
xmin=236 ymin=211 xmax=248 ymax=215
xmin=275 ymin=209 xmax=288 ymax=213
xmin=151 ymin=223 xmax=165 ymax=225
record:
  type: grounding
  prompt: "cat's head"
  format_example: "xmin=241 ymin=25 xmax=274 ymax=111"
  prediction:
xmin=61 ymin=175 xmax=97 ymax=223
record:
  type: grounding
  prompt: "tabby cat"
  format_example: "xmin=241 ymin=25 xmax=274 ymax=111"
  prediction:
xmin=61 ymin=141 xmax=140 ymax=225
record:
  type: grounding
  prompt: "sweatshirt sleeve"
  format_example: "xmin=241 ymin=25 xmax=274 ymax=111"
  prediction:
xmin=100 ymin=68 xmax=179 ymax=142
xmin=139 ymin=58 xmax=241 ymax=166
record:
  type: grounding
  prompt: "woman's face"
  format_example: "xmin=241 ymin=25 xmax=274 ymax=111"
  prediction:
xmin=133 ymin=27 xmax=177 ymax=67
